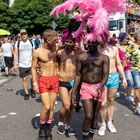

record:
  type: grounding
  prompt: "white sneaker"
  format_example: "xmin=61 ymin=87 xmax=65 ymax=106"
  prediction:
xmin=107 ymin=122 xmax=117 ymax=133
xmin=126 ymin=96 xmax=134 ymax=102
xmin=98 ymin=123 xmax=106 ymax=136
xmin=116 ymin=92 xmax=120 ymax=97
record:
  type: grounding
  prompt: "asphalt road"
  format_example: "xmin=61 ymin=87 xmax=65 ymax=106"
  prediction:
xmin=0 ymin=76 xmax=140 ymax=140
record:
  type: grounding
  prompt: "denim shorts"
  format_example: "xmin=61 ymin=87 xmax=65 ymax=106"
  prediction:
xmin=124 ymin=70 xmax=134 ymax=88
xmin=131 ymin=71 xmax=140 ymax=88
xmin=105 ymin=72 xmax=120 ymax=89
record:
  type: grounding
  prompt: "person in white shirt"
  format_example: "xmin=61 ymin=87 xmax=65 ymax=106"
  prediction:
xmin=14 ymin=29 xmax=36 ymax=100
xmin=1 ymin=36 xmax=13 ymax=76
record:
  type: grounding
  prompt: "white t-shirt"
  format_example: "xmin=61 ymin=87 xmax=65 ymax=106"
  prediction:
xmin=1 ymin=43 xmax=13 ymax=57
xmin=15 ymin=39 xmax=35 ymax=68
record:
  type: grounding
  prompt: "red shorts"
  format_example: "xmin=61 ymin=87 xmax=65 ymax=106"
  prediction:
xmin=80 ymin=82 xmax=106 ymax=102
xmin=38 ymin=75 xmax=59 ymax=94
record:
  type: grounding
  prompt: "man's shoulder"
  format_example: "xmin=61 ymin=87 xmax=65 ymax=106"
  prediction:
xmin=102 ymin=54 xmax=109 ymax=60
xmin=57 ymin=48 xmax=64 ymax=55
xmin=74 ymin=47 xmax=83 ymax=55
xmin=78 ymin=52 xmax=87 ymax=60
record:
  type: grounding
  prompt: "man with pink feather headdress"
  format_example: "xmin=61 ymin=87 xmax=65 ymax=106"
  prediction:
xmin=50 ymin=0 xmax=127 ymax=139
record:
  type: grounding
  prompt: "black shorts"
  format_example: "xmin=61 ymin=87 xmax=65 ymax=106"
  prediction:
xmin=19 ymin=67 xmax=31 ymax=78
xmin=59 ymin=81 xmax=72 ymax=91
xmin=4 ymin=56 xmax=13 ymax=68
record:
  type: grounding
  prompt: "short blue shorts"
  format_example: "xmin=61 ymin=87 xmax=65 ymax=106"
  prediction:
xmin=124 ymin=70 xmax=134 ymax=88
xmin=105 ymin=72 xmax=120 ymax=89
xmin=131 ymin=71 xmax=140 ymax=88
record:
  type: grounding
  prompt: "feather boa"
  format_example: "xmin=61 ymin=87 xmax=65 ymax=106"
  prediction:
xmin=50 ymin=0 xmax=127 ymax=42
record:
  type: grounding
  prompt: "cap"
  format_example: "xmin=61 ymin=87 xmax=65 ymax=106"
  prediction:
xmin=20 ymin=29 xmax=27 ymax=34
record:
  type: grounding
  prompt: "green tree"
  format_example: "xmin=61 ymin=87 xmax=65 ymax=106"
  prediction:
xmin=0 ymin=0 xmax=11 ymax=30
xmin=9 ymin=0 xmax=69 ymax=34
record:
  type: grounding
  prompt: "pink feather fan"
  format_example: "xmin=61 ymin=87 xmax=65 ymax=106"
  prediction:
xmin=102 ymin=0 xmax=127 ymax=14
xmin=50 ymin=0 xmax=127 ymax=42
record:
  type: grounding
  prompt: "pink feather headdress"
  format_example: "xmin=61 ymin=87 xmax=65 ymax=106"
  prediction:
xmin=50 ymin=0 xmax=127 ymax=42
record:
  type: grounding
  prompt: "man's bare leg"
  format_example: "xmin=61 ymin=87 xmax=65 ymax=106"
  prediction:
xmin=46 ymin=92 xmax=57 ymax=139
xmin=88 ymin=101 xmax=101 ymax=140
xmin=57 ymin=87 xmax=70 ymax=135
xmin=29 ymin=75 xmax=36 ymax=98
xmin=22 ymin=77 xmax=29 ymax=100
xmin=39 ymin=92 xmax=51 ymax=139
xmin=82 ymin=100 xmax=93 ymax=139
xmin=59 ymin=87 xmax=70 ymax=122
xmin=107 ymin=88 xmax=118 ymax=122
xmin=107 ymin=88 xmax=118 ymax=133
xmin=5 ymin=67 xmax=8 ymax=76
xmin=134 ymin=89 xmax=140 ymax=107
xmin=65 ymin=90 xmax=73 ymax=126
xmin=65 ymin=90 xmax=76 ymax=135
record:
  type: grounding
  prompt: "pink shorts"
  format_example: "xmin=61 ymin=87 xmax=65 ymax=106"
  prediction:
xmin=80 ymin=82 xmax=106 ymax=102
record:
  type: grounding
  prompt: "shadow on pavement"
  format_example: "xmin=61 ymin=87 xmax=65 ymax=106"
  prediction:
xmin=115 ymin=92 xmax=140 ymax=117
xmin=36 ymin=96 xmax=41 ymax=103
xmin=16 ymin=89 xmax=25 ymax=97
xmin=31 ymin=109 xmax=84 ymax=140
xmin=31 ymin=116 xmax=40 ymax=129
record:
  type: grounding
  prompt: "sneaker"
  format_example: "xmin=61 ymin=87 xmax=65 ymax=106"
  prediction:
xmin=75 ymin=104 xmax=83 ymax=112
xmin=57 ymin=125 xmax=65 ymax=135
xmin=24 ymin=94 xmax=29 ymax=100
xmin=126 ymin=96 xmax=134 ymax=102
xmin=107 ymin=122 xmax=117 ymax=133
xmin=98 ymin=123 xmax=106 ymax=136
xmin=134 ymin=107 xmax=140 ymax=115
xmin=66 ymin=127 xmax=76 ymax=136
xmin=30 ymin=89 xmax=36 ymax=98
xmin=116 ymin=92 xmax=120 ymax=97
xmin=89 ymin=128 xmax=95 ymax=139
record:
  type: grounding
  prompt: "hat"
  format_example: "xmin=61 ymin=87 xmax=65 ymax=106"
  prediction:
xmin=20 ymin=29 xmax=27 ymax=34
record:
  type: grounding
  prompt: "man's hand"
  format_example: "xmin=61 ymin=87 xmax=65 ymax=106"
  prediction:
xmin=14 ymin=64 xmax=19 ymax=72
xmin=72 ymin=94 xmax=76 ymax=106
xmin=96 ymin=86 xmax=102 ymax=98
xmin=122 ymin=79 xmax=127 ymax=89
xmin=33 ymin=83 xmax=39 ymax=94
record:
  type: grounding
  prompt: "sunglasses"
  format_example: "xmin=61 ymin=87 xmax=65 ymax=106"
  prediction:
xmin=21 ymin=32 xmax=27 ymax=36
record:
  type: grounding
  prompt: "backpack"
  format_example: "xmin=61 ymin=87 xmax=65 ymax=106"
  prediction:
xmin=17 ymin=39 xmax=33 ymax=49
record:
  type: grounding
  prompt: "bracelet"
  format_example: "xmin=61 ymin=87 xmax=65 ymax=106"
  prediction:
xmin=33 ymin=82 xmax=37 ymax=86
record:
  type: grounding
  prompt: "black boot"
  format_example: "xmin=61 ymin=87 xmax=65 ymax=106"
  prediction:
xmin=38 ymin=124 xmax=47 ymax=140
xmin=46 ymin=123 xmax=53 ymax=140
xmin=82 ymin=135 xmax=89 ymax=140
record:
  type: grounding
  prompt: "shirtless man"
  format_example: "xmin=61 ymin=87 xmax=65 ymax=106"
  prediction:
xmin=57 ymin=34 xmax=82 ymax=136
xmin=98 ymin=42 xmax=127 ymax=136
xmin=72 ymin=41 xmax=109 ymax=140
xmin=31 ymin=30 xmax=59 ymax=140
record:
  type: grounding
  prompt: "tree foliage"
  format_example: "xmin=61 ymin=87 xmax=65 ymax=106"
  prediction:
xmin=0 ymin=0 xmax=69 ymax=35
xmin=0 ymin=0 xmax=11 ymax=29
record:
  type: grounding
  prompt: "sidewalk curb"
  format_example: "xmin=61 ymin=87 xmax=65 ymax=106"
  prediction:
xmin=0 ymin=76 xmax=17 ymax=87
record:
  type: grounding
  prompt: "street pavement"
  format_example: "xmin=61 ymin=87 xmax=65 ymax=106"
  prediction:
xmin=0 ymin=76 xmax=140 ymax=140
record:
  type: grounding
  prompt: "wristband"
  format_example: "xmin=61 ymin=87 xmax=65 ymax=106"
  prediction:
xmin=33 ymin=82 xmax=37 ymax=86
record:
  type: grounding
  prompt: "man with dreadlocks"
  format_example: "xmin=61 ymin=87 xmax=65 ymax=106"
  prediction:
xmin=72 ymin=41 xmax=109 ymax=140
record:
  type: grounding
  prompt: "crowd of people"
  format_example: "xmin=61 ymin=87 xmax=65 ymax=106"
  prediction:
xmin=127 ymin=0 xmax=140 ymax=15
xmin=0 ymin=25 xmax=140 ymax=140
